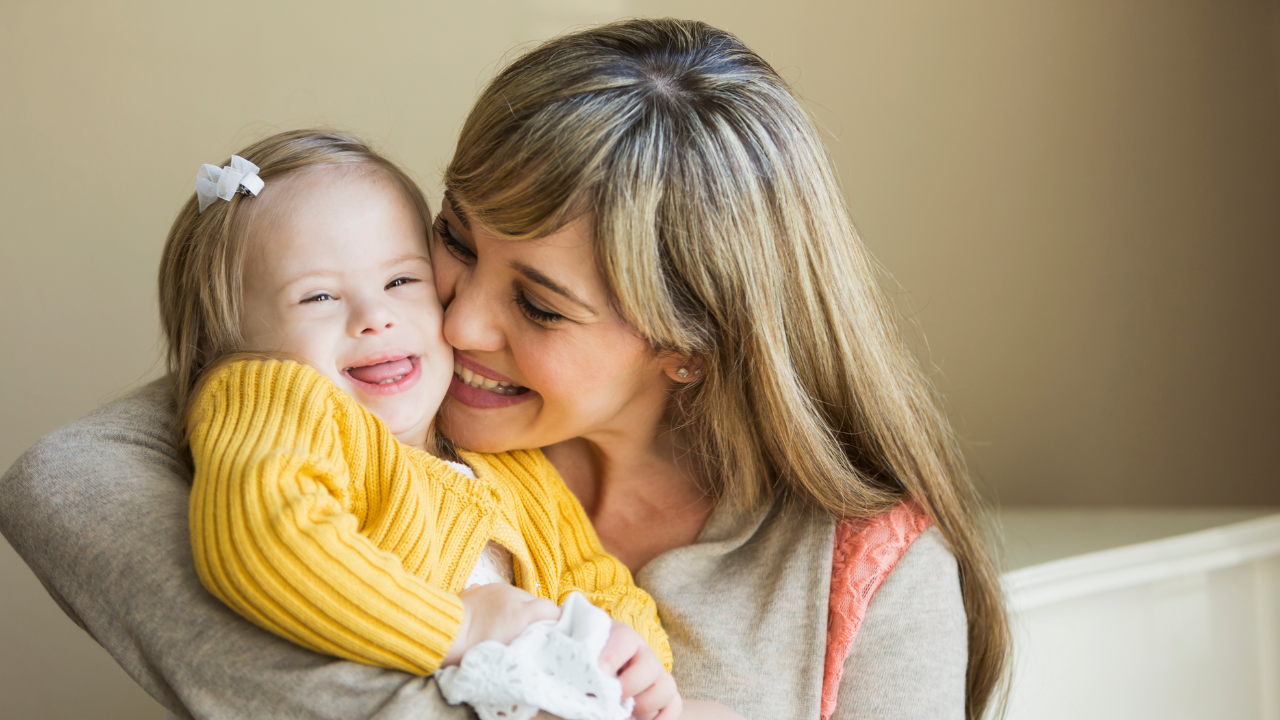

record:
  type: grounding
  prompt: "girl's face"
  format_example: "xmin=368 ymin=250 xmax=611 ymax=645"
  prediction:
xmin=238 ymin=166 xmax=453 ymax=449
xmin=431 ymin=199 xmax=674 ymax=454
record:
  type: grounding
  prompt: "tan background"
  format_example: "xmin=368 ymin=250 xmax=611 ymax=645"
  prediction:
xmin=2 ymin=0 xmax=1278 ymax=717
xmin=4 ymin=0 xmax=1279 ymax=507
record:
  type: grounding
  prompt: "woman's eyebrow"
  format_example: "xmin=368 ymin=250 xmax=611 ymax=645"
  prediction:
xmin=509 ymin=261 xmax=596 ymax=314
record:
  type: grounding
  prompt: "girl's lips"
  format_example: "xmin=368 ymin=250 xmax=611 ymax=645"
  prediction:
xmin=347 ymin=357 xmax=413 ymax=385
xmin=342 ymin=355 xmax=421 ymax=396
xmin=447 ymin=374 xmax=538 ymax=409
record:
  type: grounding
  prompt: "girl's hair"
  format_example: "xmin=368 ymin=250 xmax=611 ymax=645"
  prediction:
xmin=158 ymin=129 xmax=432 ymax=423
xmin=446 ymin=18 xmax=1008 ymax=717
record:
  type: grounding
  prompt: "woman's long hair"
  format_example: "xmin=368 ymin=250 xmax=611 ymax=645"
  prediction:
xmin=446 ymin=18 xmax=1008 ymax=717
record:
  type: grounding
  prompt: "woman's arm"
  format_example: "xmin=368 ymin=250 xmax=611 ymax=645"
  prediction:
xmin=0 ymin=379 xmax=474 ymax=720
xmin=829 ymin=527 xmax=968 ymax=720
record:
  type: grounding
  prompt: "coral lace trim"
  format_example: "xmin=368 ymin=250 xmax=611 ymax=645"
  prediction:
xmin=820 ymin=501 xmax=932 ymax=720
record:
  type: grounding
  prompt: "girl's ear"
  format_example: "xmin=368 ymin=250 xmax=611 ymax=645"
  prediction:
xmin=658 ymin=352 xmax=703 ymax=384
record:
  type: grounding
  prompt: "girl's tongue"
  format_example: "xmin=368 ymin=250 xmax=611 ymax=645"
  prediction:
xmin=347 ymin=357 xmax=413 ymax=385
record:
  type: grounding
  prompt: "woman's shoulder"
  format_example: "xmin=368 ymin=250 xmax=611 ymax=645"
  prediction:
xmin=827 ymin=525 xmax=967 ymax=719
xmin=822 ymin=503 xmax=963 ymax=718
xmin=826 ymin=502 xmax=963 ymax=646
xmin=830 ymin=501 xmax=936 ymax=603
xmin=832 ymin=519 xmax=962 ymax=631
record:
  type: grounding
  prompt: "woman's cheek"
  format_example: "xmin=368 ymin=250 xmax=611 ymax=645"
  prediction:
xmin=430 ymin=247 xmax=461 ymax=304
xmin=525 ymin=331 xmax=641 ymax=402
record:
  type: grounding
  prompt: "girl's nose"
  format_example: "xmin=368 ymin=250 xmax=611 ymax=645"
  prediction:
xmin=360 ymin=321 xmax=393 ymax=334
xmin=350 ymin=300 xmax=396 ymax=337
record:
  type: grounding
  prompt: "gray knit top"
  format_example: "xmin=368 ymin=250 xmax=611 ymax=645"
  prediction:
xmin=0 ymin=381 xmax=967 ymax=719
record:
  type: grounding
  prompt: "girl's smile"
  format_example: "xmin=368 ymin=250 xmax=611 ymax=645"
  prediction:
xmin=343 ymin=354 xmax=421 ymax=395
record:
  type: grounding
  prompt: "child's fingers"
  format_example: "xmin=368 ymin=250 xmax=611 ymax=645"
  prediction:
xmin=598 ymin=620 xmax=641 ymax=676
xmin=618 ymin=650 xmax=663 ymax=702
xmin=629 ymin=668 xmax=677 ymax=717
xmin=650 ymin=692 xmax=684 ymax=720
xmin=520 ymin=596 xmax=560 ymax=624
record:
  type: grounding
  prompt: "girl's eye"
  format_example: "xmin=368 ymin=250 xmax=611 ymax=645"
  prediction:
xmin=433 ymin=217 xmax=476 ymax=262
xmin=514 ymin=291 xmax=565 ymax=325
xmin=386 ymin=277 xmax=418 ymax=289
xmin=302 ymin=293 xmax=335 ymax=303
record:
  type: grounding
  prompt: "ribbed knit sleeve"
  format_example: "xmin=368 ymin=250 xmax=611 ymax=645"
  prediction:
xmin=466 ymin=450 xmax=674 ymax=672
xmin=187 ymin=358 xmax=469 ymax=676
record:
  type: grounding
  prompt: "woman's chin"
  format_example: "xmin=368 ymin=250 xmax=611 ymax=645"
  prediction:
xmin=439 ymin=402 xmax=525 ymax=453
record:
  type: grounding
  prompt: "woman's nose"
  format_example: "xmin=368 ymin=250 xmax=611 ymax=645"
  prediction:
xmin=441 ymin=272 xmax=505 ymax=352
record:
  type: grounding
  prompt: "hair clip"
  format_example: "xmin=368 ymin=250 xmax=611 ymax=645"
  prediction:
xmin=195 ymin=155 xmax=264 ymax=213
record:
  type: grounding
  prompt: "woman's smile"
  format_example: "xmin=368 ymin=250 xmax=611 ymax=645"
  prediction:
xmin=448 ymin=351 xmax=537 ymax=408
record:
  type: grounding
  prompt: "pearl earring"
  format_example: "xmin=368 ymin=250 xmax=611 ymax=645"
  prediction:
xmin=677 ymin=367 xmax=690 ymax=379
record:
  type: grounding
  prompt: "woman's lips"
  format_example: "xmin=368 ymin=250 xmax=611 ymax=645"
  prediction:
xmin=342 ymin=356 xmax=421 ymax=396
xmin=452 ymin=360 xmax=526 ymax=395
xmin=453 ymin=352 xmax=520 ymax=384
xmin=447 ymin=374 xmax=537 ymax=409
xmin=448 ymin=353 xmax=536 ymax=409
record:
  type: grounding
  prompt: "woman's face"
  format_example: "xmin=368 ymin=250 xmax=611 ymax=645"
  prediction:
xmin=431 ymin=199 xmax=674 ymax=454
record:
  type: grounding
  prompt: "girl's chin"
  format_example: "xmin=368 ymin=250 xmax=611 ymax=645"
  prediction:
xmin=359 ymin=403 xmax=430 ymax=444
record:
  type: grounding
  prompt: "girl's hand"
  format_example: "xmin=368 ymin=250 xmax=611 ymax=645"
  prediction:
xmin=598 ymin=620 xmax=682 ymax=720
xmin=442 ymin=583 xmax=560 ymax=667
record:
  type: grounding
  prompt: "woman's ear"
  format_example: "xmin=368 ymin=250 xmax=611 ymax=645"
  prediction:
xmin=658 ymin=352 xmax=703 ymax=384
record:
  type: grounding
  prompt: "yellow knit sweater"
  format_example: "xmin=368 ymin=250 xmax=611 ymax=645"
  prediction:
xmin=188 ymin=359 xmax=671 ymax=676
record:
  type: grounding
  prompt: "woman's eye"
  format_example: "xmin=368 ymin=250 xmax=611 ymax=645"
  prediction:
xmin=514 ymin=291 xmax=565 ymax=324
xmin=302 ymin=293 xmax=334 ymax=303
xmin=386 ymin=277 xmax=419 ymax=289
xmin=434 ymin=218 xmax=476 ymax=262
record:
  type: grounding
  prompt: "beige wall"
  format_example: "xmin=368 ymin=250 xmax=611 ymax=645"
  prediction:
xmin=3 ymin=0 xmax=1278 ymax=515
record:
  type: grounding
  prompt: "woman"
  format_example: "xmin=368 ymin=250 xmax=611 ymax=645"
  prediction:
xmin=0 ymin=18 xmax=1006 ymax=720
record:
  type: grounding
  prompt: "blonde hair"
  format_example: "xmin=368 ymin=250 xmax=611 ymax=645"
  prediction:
xmin=158 ymin=129 xmax=432 ymax=423
xmin=446 ymin=18 xmax=1008 ymax=717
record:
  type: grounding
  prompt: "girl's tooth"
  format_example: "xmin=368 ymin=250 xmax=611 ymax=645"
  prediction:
xmin=461 ymin=367 xmax=475 ymax=384
xmin=453 ymin=361 xmax=463 ymax=374
xmin=482 ymin=377 xmax=499 ymax=389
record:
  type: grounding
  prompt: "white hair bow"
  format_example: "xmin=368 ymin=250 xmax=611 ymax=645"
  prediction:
xmin=195 ymin=155 xmax=265 ymax=213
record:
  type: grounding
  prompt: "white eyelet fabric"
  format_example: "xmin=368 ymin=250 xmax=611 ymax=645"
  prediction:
xmin=437 ymin=592 xmax=633 ymax=720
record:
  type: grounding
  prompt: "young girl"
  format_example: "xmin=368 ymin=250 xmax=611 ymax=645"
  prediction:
xmin=161 ymin=129 xmax=685 ymax=719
